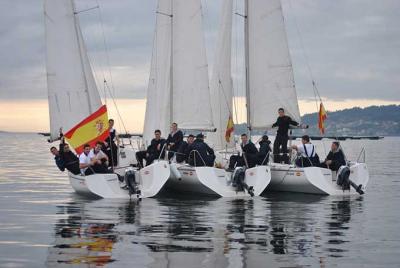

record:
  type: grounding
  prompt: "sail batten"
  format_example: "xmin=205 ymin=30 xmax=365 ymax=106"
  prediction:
xmin=247 ymin=0 xmax=300 ymax=129
xmin=45 ymin=0 xmax=102 ymax=141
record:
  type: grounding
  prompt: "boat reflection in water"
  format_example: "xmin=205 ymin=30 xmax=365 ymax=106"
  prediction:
xmin=46 ymin=194 xmax=363 ymax=267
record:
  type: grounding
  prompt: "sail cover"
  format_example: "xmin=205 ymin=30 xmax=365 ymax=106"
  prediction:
xmin=45 ymin=0 xmax=102 ymax=141
xmin=247 ymin=0 xmax=300 ymax=129
xmin=171 ymin=0 xmax=214 ymax=130
xmin=208 ymin=0 xmax=234 ymax=150
xmin=143 ymin=0 xmax=172 ymax=144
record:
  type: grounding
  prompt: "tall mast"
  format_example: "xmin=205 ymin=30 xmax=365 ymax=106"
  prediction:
xmin=71 ymin=0 xmax=93 ymax=114
xmin=244 ymin=0 xmax=251 ymax=135
xmin=169 ymin=0 xmax=174 ymax=127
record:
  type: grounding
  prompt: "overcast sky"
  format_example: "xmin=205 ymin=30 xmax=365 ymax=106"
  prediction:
xmin=0 ymin=0 xmax=399 ymax=103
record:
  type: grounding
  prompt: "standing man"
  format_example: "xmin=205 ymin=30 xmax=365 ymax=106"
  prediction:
xmin=272 ymin=108 xmax=301 ymax=164
xmin=105 ymin=119 xmax=119 ymax=168
xmin=166 ymin=122 xmax=183 ymax=159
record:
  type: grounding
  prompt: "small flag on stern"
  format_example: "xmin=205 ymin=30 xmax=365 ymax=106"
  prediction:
xmin=318 ymin=102 xmax=327 ymax=134
xmin=64 ymin=105 xmax=109 ymax=154
xmin=225 ymin=115 xmax=234 ymax=142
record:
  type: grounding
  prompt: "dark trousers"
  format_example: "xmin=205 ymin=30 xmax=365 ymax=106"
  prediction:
xmin=229 ymin=155 xmax=245 ymax=169
xmin=84 ymin=163 xmax=109 ymax=175
xmin=273 ymin=135 xmax=289 ymax=164
xmin=136 ymin=151 xmax=158 ymax=167
xmin=106 ymin=142 xmax=118 ymax=167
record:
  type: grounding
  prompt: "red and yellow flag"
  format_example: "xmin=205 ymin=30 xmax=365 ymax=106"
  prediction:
xmin=225 ymin=115 xmax=234 ymax=142
xmin=64 ymin=105 xmax=109 ymax=154
xmin=318 ymin=102 xmax=327 ymax=134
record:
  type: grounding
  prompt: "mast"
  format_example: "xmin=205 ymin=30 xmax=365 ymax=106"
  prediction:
xmin=244 ymin=0 xmax=251 ymax=135
xmin=71 ymin=0 xmax=93 ymax=113
xmin=169 ymin=0 xmax=174 ymax=127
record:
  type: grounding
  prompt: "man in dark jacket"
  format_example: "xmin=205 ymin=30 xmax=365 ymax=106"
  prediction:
xmin=188 ymin=134 xmax=215 ymax=167
xmin=229 ymin=134 xmax=258 ymax=169
xmin=166 ymin=122 xmax=183 ymax=158
xmin=257 ymin=135 xmax=271 ymax=165
xmin=136 ymin=130 xmax=166 ymax=167
xmin=272 ymin=108 xmax=301 ymax=164
xmin=50 ymin=146 xmax=64 ymax=171
xmin=176 ymin=134 xmax=195 ymax=163
xmin=320 ymin=141 xmax=346 ymax=171
xmin=60 ymin=138 xmax=80 ymax=175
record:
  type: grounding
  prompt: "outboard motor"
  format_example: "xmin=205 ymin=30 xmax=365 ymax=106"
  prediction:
xmin=231 ymin=167 xmax=254 ymax=197
xmin=124 ymin=169 xmax=140 ymax=196
xmin=337 ymin=166 xmax=364 ymax=195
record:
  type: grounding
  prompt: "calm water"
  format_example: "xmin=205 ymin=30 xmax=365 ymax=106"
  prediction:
xmin=0 ymin=133 xmax=399 ymax=267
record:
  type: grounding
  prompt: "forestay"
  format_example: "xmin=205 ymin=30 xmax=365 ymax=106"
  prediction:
xmin=45 ymin=0 xmax=102 ymax=141
xmin=171 ymin=0 xmax=214 ymax=131
xmin=143 ymin=0 xmax=172 ymax=145
xmin=247 ymin=0 xmax=300 ymax=129
xmin=208 ymin=0 xmax=234 ymax=150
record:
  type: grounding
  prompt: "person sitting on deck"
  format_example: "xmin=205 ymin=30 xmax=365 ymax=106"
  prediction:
xmin=257 ymin=135 xmax=272 ymax=165
xmin=79 ymin=143 xmax=109 ymax=175
xmin=89 ymin=141 xmax=110 ymax=173
xmin=166 ymin=122 xmax=183 ymax=159
xmin=136 ymin=129 xmax=166 ymax=168
xmin=291 ymin=135 xmax=320 ymax=167
xmin=320 ymin=141 xmax=346 ymax=171
xmin=176 ymin=134 xmax=195 ymax=163
xmin=59 ymin=136 xmax=80 ymax=175
xmin=188 ymin=133 xmax=215 ymax=167
xmin=229 ymin=133 xmax=259 ymax=169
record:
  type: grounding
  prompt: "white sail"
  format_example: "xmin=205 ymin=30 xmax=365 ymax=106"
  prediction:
xmin=208 ymin=0 xmax=234 ymax=150
xmin=171 ymin=0 xmax=214 ymax=131
xmin=247 ymin=0 xmax=300 ymax=129
xmin=143 ymin=0 xmax=172 ymax=144
xmin=45 ymin=0 xmax=102 ymax=141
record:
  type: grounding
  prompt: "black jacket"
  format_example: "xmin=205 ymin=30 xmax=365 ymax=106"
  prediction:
xmin=176 ymin=141 xmax=193 ymax=163
xmin=325 ymin=149 xmax=346 ymax=171
xmin=166 ymin=130 xmax=183 ymax=151
xmin=147 ymin=138 xmax=166 ymax=157
xmin=259 ymin=140 xmax=271 ymax=156
xmin=272 ymin=116 xmax=299 ymax=136
xmin=241 ymin=141 xmax=258 ymax=155
xmin=188 ymin=139 xmax=214 ymax=165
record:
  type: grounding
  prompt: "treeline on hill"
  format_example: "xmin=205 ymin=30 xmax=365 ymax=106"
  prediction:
xmin=234 ymin=105 xmax=400 ymax=136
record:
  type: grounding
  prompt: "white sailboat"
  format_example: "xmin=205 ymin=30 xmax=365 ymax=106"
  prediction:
xmin=144 ymin=0 xmax=270 ymax=197
xmin=45 ymin=0 xmax=170 ymax=198
xmin=241 ymin=0 xmax=369 ymax=195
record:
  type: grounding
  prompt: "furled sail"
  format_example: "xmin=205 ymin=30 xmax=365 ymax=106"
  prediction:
xmin=171 ymin=0 xmax=214 ymax=131
xmin=143 ymin=0 xmax=172 ymax=144
xmin=247 ymin=0 xmax=300 ymax=129
xmin=45 ymin=0 xmax=102 ymax=141
xmin=208 ymin=0 xmax=234 ymax=150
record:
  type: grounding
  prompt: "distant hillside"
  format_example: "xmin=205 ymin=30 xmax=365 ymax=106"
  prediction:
xmin=234 ymin=105 xmax=400 ymax=136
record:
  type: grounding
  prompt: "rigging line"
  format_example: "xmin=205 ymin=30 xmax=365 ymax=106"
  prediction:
xmin=233 ymin=0 xmax=240 ymax=125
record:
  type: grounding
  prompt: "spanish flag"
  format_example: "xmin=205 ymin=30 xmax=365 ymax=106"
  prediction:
xmin=64 ymin=105 xmax=109 ymax=154
xmin=318 ymin=102 xmax=327 ymax=134
xmin=225 ymin=115 xmax=234 ymax=142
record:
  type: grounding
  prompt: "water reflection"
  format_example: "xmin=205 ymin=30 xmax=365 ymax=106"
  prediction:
xmin=47 ymin=194 xmax=363 ymax=267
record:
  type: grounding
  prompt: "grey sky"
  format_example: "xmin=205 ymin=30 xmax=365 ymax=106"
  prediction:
xmin=0 ymin=0 xmax=399 ymax=101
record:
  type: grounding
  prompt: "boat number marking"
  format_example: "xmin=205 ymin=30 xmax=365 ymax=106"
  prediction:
xmin=296 ymin=172 xmax=301 ymax=176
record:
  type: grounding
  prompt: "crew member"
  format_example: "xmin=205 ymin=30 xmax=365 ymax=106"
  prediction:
xmin=166 ymin=122 xmax=183 ymax=159
xmin=104 ymin=119 xmax=119 ymax=167
xmin=291 ymin=135 xmax=319 ymax=167
xmin=50 ymin=146 xmax=64 ymax=172
xmin=136 ymin=130 xmax=166 ymax=167
xmin=188 ymin=133 xmax=215 ymax=167
xmin=176 ymin=134 xmax=195 ymax=163
xmin=272 ymin=108 xmax=300 ymax=164
xmin=320 ymin=141 xmax=346 ymax=171
xmin=59 ymin=137 xmax=80 ymax=175
xmin=257 ymin=135 xmax=271 ymax=165
xmin=229 ymin=133 xmax=258 ymax=169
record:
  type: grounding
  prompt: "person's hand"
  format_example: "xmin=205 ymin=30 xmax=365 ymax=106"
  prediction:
xmin=146 ymin=153 xmax=149 ymax=157
xmin=157 ymin=144 xmax=161 ymax=150
xmin=326 ymin=160 xmax=332 ymax=165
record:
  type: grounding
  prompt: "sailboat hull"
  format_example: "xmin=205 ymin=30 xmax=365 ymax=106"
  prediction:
xmin=166 ymin=163 xmax=271 ymax=197
xmin=68 ymin=160 xmax=170 ymax=199
xmin=266 ymin=162 xmax=369 ymax=195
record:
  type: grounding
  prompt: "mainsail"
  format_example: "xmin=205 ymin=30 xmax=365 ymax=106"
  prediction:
xmin=207 ymin=0 xmax=234 ymax=150
xmin=45 ymin=0 xmax=102 ymax=141
xmin=246 ymin=0 xmax=300 ymax=129
xmin=143 ymin=0 xmax=172 ymax=144
xmin=144 ymin=0 xmax=214 ymax=144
